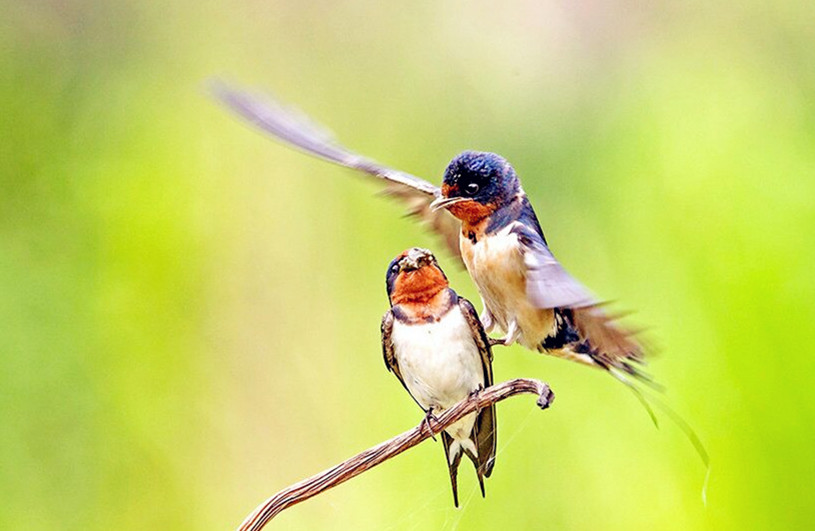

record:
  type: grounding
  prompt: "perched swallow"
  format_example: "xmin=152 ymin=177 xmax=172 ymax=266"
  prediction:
xmin=212 ymin=82 xmax=646 ymax=386
xmin=381 ymin=247 xmax=496 ymax=507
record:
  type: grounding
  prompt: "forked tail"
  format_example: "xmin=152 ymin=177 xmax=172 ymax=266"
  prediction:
xmin=611 ymin=368 xmax=711 ymax=504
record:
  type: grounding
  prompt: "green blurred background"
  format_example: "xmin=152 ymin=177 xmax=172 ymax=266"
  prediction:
xmin=3 ymin=1 xmax=814 ymax=529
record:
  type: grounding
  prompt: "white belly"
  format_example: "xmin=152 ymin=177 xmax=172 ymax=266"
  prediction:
xmin=391 ymin=308 xmax=484 ymax=441
xmin=461 ymin=225 xmax=554 ymax=349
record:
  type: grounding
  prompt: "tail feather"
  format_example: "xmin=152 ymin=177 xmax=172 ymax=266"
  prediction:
xmin=610 ymin=368 xmax=660 ymax=428
xmin=611 ymin=368 xmax=711 ymax=502
xmin=462 ymin=446 xmax=486 ymax=498
xmin=476 ymin=401 xmax=498 ymax=479
xmin=544 ymin=307 xmax=660 ymax=389
xmin=440 ymin=402 xmax=497 ymax=506
xmin=538 ymin=306 xmax=709 ymax=501
xmin=602 ymin=355 xmax=663 ymax=392
xmin=440 ymin=432 xmax=462 ymax=507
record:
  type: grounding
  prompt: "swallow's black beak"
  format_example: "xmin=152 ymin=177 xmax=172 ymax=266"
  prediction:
xmin=400 ymin=247 xmax=434 ymax=271
xmin=430 ymin=196 xmax=468 ymax=212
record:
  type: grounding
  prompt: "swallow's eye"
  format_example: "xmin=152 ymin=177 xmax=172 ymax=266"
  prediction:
xmin=391 ymin=264 xmax=400 ymax=274
xmin=464 ymin=182 xmax=480 ymax=196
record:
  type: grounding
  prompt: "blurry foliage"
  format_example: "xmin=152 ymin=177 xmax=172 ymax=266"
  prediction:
xmin=2 ymin=1 xmax=814 ymax=529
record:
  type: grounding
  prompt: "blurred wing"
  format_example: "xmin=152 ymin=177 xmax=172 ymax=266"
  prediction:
xmin=211 ymin=81 xmax=462 ymax=260
xmin=515 ymin=224 xmax=644 ymax=363
xmin=514 ymin=224 xmax=596 ymax=309
xmin=572 ymin=305 xmax=645 ymax=364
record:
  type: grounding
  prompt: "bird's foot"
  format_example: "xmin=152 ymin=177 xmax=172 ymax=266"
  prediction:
xmin=503 ymin=321 xmax=521 ymax=346
xmin=468 ymin=384 xmax=485 ymax=413
xmin=488 ymin=337 xmax=505 ymax=347
xmin=468 ymin=383 xmax=485 ymax=400
xmin=479 ymin=308 xmax=495 ymax=333
xmin=489 ymin=323 xmax=521 ymax=347
xmin=422 ymin=408 xmax=440 ymax=441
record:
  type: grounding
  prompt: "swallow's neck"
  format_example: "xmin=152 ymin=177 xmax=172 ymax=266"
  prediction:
xmin=482 ymin=194 xmax=532 ymax=235
xmin=448 ymin=200 xmax=496 ymax=226
xmin=390 ymin=266 xmax=450 ymax=306
xmin=392 ymin=288 xmax=456 ymax=323
xmin=459 ymin=194 xmax=527 ymax=244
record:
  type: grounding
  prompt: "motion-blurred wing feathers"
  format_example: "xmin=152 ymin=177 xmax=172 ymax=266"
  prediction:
xmin=211 ymin=81 xmax=462 ymax=260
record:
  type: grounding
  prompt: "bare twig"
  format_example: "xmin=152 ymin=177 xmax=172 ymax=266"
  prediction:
xmin=237 ymin=378 xmax=554 ymax=530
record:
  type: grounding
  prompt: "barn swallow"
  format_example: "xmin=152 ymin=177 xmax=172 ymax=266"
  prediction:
xmin=381 ymin=247 xmax=496 ymax=507
xmin=211 ymin=82 xmax=646 ymax=386
xmin=212 ymin=81 xmax=708 ymax=475
xmin=429 ymin=151 xmax=649 ymax=382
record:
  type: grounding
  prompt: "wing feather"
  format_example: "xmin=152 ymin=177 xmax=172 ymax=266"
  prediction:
xmin=380 ymin=310 xmax=409 ymax=392
xmin=211 ymin=81 xmax=462 ymax=260
xmin=513 ymin=224 xmax=645 ymax=365
xmin=572 ymin=305 xmax=645 ymax=365
xmin=457 ymin=297 xmax=497 ymax=479
xmin=513 ymin=223 xmax=596 ymax=309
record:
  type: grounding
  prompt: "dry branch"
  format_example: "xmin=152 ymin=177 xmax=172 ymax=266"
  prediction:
xmin=237 ymin=378 xmax=554 ymax=530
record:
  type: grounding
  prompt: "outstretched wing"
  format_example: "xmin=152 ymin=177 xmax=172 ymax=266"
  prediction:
xmin=211 ymin=81 xmax=462 ymax=259
xmin=572 ymin=305 xmax=644 ymax=365
xmin=511 ymin=222 xmax=596 ymax=309
xmin=513 ymin=222 xmax=644 ymax=364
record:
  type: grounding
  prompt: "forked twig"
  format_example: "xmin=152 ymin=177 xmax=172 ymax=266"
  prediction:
xmin=237 ymin=378 xmax=554 ymax=530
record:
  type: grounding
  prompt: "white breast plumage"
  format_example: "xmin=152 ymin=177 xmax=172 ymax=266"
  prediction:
xmin=391 ymin=307 xmax=484 ymax=443
xmin=461 ymin=223 xmax=556 ymax=349
xmin=391 ymin=308 xmax=483 ymax=409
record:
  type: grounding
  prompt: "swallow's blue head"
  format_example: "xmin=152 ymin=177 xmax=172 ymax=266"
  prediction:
xmin=433 ymin=151 xmax=521 ymax=223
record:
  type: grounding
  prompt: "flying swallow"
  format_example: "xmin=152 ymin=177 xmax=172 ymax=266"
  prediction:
xmin=211 ymin=82 xmax=646 ymax=386
xmin=381 ymin=247 xmax=496 ymax=507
